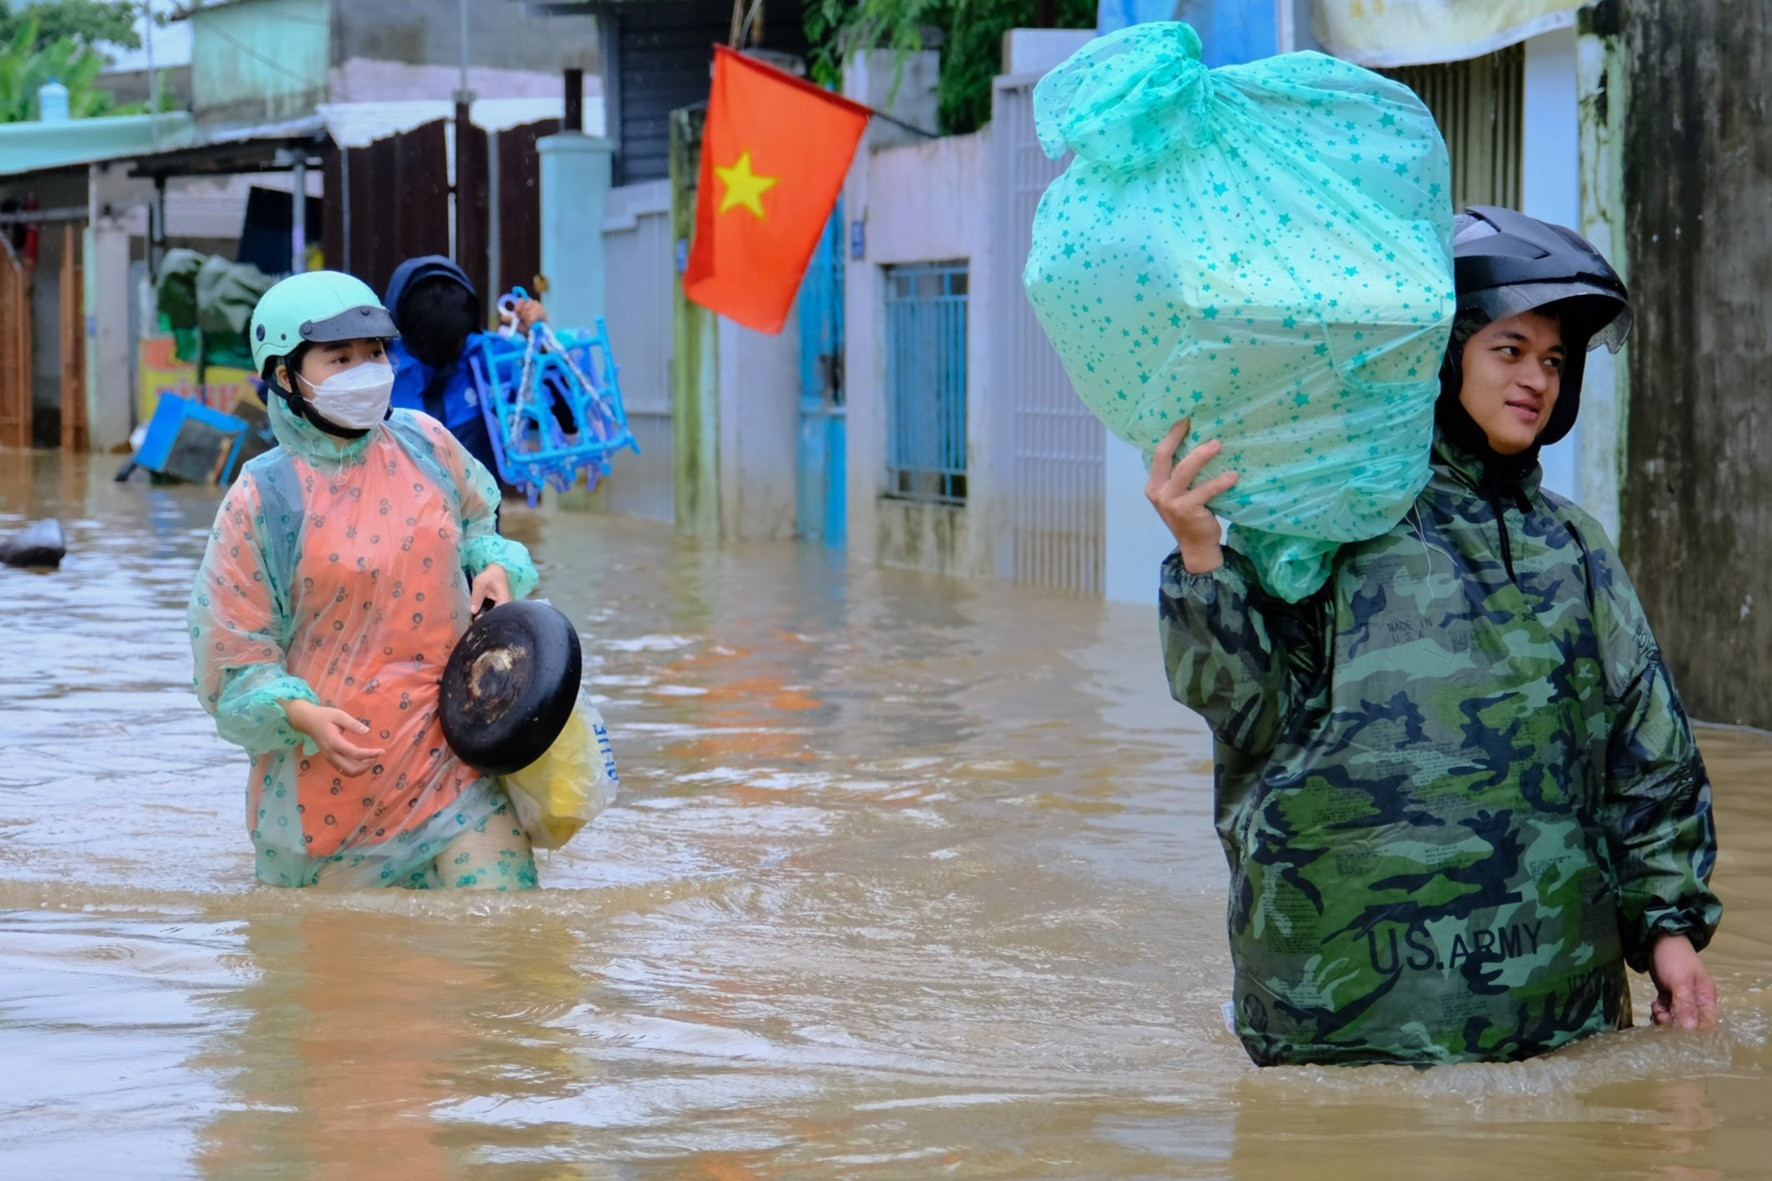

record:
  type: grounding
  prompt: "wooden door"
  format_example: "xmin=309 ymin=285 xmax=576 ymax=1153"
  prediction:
xmin=0 ymin=235 xmax=29 ymax=450
xmin=59 ymin=224 xmax=86 ymax=452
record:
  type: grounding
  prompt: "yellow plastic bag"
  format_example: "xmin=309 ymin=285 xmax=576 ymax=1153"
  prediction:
xmin=501 ymin=691 xmax=618 ymax=850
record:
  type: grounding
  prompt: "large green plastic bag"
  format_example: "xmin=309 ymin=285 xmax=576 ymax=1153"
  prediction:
xmin=1024 ymin=22 xmax=1455 ymax=601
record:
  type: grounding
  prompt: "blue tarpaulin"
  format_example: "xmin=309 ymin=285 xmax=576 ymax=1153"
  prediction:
xmin=1096 ymin=1 xmax=1276 ymax=65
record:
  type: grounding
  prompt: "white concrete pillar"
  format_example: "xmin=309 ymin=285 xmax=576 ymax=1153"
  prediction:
xmin=84 ymin=220 xmax=133 ymax=451
xmin=841 ymin=49 xmax=939 ymax=565
xmin=538 ymin=132 xmax=615 ymax=329
xmin=1521 ymin=27 xmax=1583 ymax=504
xmin=1103 ymin=436 xmax=1182 ymax=603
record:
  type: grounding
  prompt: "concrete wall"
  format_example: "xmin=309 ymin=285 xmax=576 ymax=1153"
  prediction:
xmin=190 ymin=0 xmax=331 ymax=126
xmin=715 ymin=316 xmax=801 ymax=541
xmin=192 ymin=0 xmax=597 ymax=125
xmin=844 ymin=125 xmax=999 ymax=580
xmin=1617 ymin=0 xmax=1772 ymax=729
xmin=334 ymin=0 xmax=598 ymax=76
xmin=594 ymin=179 xmax=676 ymax=523
xmin=329 ymin=60 xmax=585 ymax=104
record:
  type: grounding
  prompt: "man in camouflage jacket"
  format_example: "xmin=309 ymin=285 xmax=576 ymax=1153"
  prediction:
xmin=1149 ymin=208 xmax=1721 ymax=1066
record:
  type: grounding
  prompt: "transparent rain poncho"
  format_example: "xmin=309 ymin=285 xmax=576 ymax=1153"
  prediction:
xmin=1024 ymin=22 xmax=1456 ymax=600
xmin=189 ymin=397 xmax=539 ymax=888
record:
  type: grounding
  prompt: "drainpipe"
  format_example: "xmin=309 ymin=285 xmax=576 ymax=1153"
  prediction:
xmin=290 ymin=156 xmax=306 ymax=274
xmin=486 ymin=131 xmax=500 ymax=295
xmin=150 ymin=174 xmax=167 ymax=280
xmin=340 ymin=150 xmax=352 ymax=273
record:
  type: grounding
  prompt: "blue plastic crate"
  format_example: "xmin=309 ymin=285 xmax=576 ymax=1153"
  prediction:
xmin=134 ymin=392 xmax=250 ymax=485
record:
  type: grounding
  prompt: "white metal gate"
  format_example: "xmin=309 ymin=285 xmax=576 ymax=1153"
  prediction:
xmin=993 ymin=78 xmax=1104 ymax=596
xmin=601 ymin=179 xmax=675 ymax=522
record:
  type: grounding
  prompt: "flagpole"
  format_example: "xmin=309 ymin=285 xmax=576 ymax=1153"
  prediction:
xmin=739 ymin=0 xmax=764 ymax=47
xmin=677 ymin=97 xmax=936 ymax=141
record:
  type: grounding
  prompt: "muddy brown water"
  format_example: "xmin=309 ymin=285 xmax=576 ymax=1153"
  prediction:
xmin=1 ymin=452 xmax=1768 ymax=1179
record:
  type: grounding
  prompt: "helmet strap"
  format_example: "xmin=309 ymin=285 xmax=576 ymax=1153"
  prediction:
xmin=272 ymin=359 xmax=369 ymax=440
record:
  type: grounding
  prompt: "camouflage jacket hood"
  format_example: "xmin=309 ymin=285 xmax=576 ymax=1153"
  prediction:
xmin=1161 ymin=434 xmax=1721 ymax=1067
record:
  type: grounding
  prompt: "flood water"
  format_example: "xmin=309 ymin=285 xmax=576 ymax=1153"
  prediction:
xmin=1 ymin=449 xmax=1769 ymax=1179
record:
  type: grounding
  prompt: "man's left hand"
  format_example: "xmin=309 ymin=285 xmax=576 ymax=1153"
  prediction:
xmin=1649 ymin=933 xmax=1719 ymax=1030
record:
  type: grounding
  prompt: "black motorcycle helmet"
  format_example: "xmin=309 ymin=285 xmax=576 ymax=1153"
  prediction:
xmin=1441 ymin=206 xmax=1632 ymax=447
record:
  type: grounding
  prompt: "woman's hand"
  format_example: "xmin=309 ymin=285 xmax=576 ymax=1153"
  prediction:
xmin=1649 ymin=933 xmax=1720 ymax=1030
xmin=1145 ymin=418 xmax=1238 ymax=574
xmin=469 ymin=564 xmax=513 ymax=616
xmin=284 ymin=699 xmax=385 ymax=778
xmin=513 ymin=299 xmax=547 ymax=333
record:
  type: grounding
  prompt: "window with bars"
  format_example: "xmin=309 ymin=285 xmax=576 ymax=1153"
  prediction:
xmin=1382 ymin=43 xmax=1525 ymax=210
xmin=884 ymin=261 xmax=968 ymax=505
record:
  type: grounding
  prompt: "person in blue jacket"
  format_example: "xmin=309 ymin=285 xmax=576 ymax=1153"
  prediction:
xmin=383 ymin=256 xmax=546 ymax=481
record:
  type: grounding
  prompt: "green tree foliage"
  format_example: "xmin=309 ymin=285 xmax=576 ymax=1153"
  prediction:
xmin=0 ymin=0 xmax=143 ymax=55
xmin=0 ymin=15 xmax=139 ymax=121
xmin=806 ymin=0 xmax=1095 ymax=135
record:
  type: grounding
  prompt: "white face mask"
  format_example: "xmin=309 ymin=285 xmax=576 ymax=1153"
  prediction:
xmin=296 ymin=360 xmax=395 ymax=430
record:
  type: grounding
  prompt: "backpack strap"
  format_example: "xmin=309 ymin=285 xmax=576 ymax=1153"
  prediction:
xmin=249 ymin=450 xmax=305 ymax=645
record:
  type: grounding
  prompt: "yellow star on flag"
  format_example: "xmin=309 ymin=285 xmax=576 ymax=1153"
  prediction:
xmin=714 ymin=151 xmax=779 ymax=218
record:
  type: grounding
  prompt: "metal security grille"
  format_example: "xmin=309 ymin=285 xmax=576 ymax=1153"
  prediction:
xmin=1383 ymin=44 xmax=1525 ymax=210
xmin=994 ymin=78 xmax=1104 ymax=596
xmin=885 ymin=261 xmax=968 ymax=505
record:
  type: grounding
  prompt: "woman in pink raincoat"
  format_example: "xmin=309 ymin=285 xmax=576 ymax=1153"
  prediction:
xmin=190 ymin=271 xmax=542 ymax=889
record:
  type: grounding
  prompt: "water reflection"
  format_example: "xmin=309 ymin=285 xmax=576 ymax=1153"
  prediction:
xmin=196 ymin=907 xmax=590 ymax=1178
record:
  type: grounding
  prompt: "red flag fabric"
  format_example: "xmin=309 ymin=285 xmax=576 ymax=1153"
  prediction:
xmin=683 ymin=46 xmax=870 ymax=334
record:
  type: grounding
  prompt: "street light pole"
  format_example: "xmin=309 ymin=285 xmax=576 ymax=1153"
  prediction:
xmin=452 ymin=0 xmax=477 ymax=268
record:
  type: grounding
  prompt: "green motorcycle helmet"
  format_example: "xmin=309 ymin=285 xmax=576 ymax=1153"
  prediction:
xmin=249 ymin=270 xmax=399 ymax=377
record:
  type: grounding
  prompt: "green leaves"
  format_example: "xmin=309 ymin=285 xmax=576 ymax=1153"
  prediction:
xmin=0 ymin=12 xmax=137 ymax=123
xmin=804 ymin=0 xmax=1095 ymax=135
xmin=804 ymin=0 xmax=940 ymax=92
xmin=0 ymin=0 xmax=143 ymax=55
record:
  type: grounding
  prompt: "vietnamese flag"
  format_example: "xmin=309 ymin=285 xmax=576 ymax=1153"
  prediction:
xmin=683 ymin=45 xmax=871 ymax=334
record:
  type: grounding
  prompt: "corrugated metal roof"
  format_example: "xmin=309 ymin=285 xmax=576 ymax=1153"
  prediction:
xmin=0 ymin=113 xmax=197 ymax=178
xmin=0 ymin=98 xmax=602 ymax=183
xmin=316 ymin=97 xmax=604 ymax=148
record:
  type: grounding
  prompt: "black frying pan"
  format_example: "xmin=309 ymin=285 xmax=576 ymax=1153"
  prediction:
xmin=440 ymin=599 xmax=582 ymax=776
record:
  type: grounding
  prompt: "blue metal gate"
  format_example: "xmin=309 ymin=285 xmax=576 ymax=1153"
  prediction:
xmin=797 ymin=203 xmax=846 ymax=547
